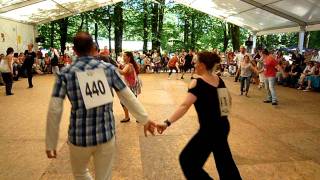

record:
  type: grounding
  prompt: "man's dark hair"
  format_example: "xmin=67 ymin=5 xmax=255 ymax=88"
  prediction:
xmin=73 ymin=32 xmax=94 ymax=56
xmin=6 ymin=47 xmax=14 ymax=55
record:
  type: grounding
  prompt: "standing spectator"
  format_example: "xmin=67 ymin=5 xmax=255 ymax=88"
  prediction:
xmin=45 ymin=32 xmax=156 ymax=180
xmin=50 ymin=48 xmax=60 ymax=75
xmin=0 ymin=47 xmax=14 ymax=95
xmin=23 ymin=44 xmax=36 ymax=88
xmin=261 ymin=49 xmax=278 ymax=105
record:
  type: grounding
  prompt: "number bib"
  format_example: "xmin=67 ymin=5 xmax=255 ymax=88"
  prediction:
xmin=217 ymin=88 xmax=230 ymax=116
xmin=76 ymin=68 xmax=113 ymax=109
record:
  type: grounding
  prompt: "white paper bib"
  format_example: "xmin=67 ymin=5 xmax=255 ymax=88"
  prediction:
xmin=217 ymin=88 xmax=231 ymax=116
xmin=76 ymin=68 xmax=113 ymax=109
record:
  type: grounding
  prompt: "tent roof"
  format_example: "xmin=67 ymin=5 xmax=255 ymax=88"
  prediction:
xmin=1 ymin=0 xmax=320 ymax=35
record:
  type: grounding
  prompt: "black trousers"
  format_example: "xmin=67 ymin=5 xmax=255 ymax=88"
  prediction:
xmin=179 ymin=131 xmax=241 ymax=180
xmin=26 ymin=67 xmax=33 ymax=87
xmin=1 ymin=72 xmax=13 ymax=95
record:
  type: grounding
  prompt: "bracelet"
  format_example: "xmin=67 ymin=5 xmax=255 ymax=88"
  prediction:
xmin=164 ymin=119 xmax=171 ymax=127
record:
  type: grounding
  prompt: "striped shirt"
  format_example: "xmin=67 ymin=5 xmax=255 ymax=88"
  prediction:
xmin=52 ymin=56 xmax=126 ymax=147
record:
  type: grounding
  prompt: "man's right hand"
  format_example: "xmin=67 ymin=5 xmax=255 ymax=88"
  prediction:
xmin=46 ymin=150 xmax=57 ymax=158
xmin=144 ymin=120 xmax=156 ymax=137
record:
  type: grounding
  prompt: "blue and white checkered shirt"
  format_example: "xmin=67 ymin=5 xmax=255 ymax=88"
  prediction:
xmin=51 ymin=56 xmax=126 ymax=147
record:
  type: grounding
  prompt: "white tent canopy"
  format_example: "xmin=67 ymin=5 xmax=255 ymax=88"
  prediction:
xmin=174 ymin=0 xmax=320 ymax=35
xmin=1 ymin=0 xmax=320 ymax=35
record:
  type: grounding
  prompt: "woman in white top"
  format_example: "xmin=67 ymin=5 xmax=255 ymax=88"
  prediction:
xmin=0 ymin=47 xmax=14 ymax=95
xmin=239 ymin=55 xmax=257 ymax=96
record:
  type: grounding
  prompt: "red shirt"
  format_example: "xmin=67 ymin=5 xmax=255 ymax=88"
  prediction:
xmin=264 ymin=55 xmax=278 ymax=77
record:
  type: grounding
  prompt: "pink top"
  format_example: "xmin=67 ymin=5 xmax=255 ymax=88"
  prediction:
xmin=124 ymin=64 xmax=137 ymax=88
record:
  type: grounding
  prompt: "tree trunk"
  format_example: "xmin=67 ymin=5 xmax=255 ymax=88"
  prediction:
xmin=304 ymin=31 xmax=310 ymax=49
xmin=108 ymin=6 xmax=112 ymax=53
xmin=94 ymin=22 xmax=99 ymax=48
xmin=184 ymin=17 xmax=190 ymax=49
xmin=143 ymin=0 xmax=148 ymax=52
xmin=151 ymin=3 xmax=159 ymax=50
xmin=156 ymin=0 xmax=165 ymax=50
xmin=50 ymin=21 xmax=54 ymax=48
xmin=229 ymin=23 xmax=240 ymax=51
xmin=85 ymin=14 xmax=89 ymax=32
xmin=59 ymin=17 xmax=69 ymax=54
xmin=78 ymin=14 xmax=84 ymax=31
xmin=190 ymin=14 xmax=196 ymax=50
xmin=114 ymin=2 xmax=123 ymax=58
xmin=223 ymin=22 xmax=229 ymax=52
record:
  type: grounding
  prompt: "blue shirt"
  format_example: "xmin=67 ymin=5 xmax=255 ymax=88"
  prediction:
xmin=51 ymin=56 xmax=126 ymax=147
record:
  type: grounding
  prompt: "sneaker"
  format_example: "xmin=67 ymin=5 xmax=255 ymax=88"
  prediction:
xmin=297 ymin=87 xmax=302 ymax=90
xmin=303 ymin=87 xmax=311 ymax=92
xmin=263 ymin=100 xmax=272 ymax=103
xmin=272 ymin=102 xmax=278 ymax=105
xmin=167 ymin=77 xmax=171 ymax=80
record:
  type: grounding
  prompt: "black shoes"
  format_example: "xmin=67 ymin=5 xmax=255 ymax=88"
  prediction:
xmin=6 ymin=93 xmax=14 ymax=96
xmin=264 ymin=100 xmax=278 ymax=105
xmin=28 ymin=85 xmax=33 ymax=88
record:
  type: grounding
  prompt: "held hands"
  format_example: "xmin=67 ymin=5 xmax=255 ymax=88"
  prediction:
xmin=143 ymin=120 xmax=170 ymax=136
xmin=156 ymin=124 xmax=167 ymax=134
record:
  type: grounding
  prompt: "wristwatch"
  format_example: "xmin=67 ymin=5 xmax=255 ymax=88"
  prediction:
xmin=164 ymin=119 xmax=171 ymax=127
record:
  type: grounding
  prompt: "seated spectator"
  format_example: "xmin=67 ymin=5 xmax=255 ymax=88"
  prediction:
xmin=297 ymin=61 xmax=316 ymax=90
xmin=43 ymin=53 xmax=51 ymax=74
xmin=283 ymin=63 xmax=300 ymax=88
xmin=282 ymin=61 xmax=291 ymax=86
xmin=303 ymin=62 xmax=320 ymax=91
xmin=33 ymin=59 xmax=44 ymax=75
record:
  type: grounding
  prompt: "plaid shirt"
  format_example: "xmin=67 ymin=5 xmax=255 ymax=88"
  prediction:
xmin=52 ymin=56 xmax=126 ymax=147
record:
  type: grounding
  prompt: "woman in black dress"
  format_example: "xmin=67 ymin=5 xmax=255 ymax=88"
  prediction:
xmin=157 ymin=51 xmax=241 ymax=180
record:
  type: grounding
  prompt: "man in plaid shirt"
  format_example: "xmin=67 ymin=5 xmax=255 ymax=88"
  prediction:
xmin=45 ymin=32 xmax=156 ymax=180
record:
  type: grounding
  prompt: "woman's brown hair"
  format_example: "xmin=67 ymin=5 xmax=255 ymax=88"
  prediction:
xmin=197 ymin=51 xmax=221 ymax=70
xmin=124 ymin=51 xmax=140 ymax=74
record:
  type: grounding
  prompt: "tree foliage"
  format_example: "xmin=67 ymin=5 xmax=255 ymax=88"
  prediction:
xmin=36 ymin=0 xmax=320 ymax=54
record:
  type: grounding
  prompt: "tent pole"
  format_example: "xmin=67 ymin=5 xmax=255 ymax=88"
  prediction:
xmin=298 ymin=26 xmax=305 ymax=54
xmin=252 ymin=32 xmax=257 ymax=54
